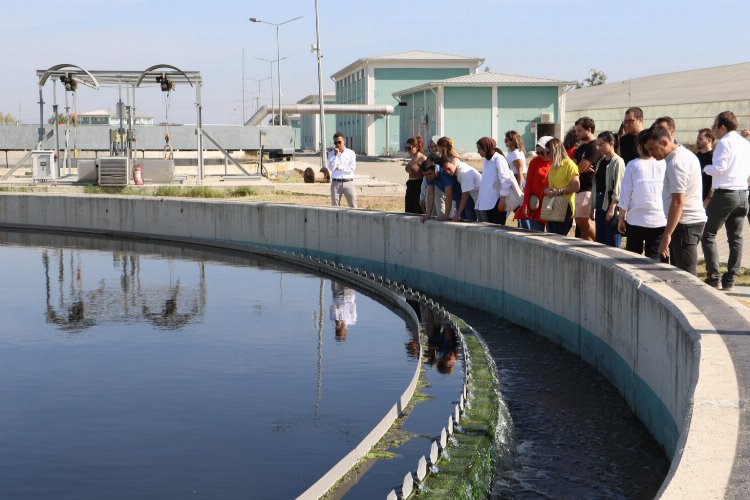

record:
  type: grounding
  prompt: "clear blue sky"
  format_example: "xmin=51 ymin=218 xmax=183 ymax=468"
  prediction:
xmin=3 ymin=0 xmax=749 ymax=125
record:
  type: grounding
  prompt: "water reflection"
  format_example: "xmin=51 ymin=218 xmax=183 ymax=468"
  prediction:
xmin=405 ymin=301 xmax=459 ymax=374
xmin=41 ymin=247 xmax=206 ymax=331
xmin=329 ymin=281 xmax=357 ymax=342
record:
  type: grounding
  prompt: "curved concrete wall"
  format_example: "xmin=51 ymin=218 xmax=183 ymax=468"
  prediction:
xmin=1 ymin=193 xmax=748 ymax=498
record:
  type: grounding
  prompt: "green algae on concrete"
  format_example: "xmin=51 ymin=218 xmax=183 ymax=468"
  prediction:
xmin=418 ymin=316 xmax=510 ymax=499
xmin=322 ymin=311 xmax=509 ymax=499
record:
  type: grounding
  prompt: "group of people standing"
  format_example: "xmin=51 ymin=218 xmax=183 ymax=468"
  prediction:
xmin=400 ymin=107 xmax=750 ymax=288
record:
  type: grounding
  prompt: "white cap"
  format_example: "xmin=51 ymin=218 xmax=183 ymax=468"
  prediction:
xmin=536 ymin=136 xmax=553 ymax=148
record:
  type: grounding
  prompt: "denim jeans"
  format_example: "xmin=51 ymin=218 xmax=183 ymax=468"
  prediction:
xmin=546 ymin=205 xmax=573 ymax=236
xmin=670 ymin=222 xmax=705 ymax=275
xmin=594 ymin=192 xmax=622 ymax=248
xmin=701 ymin=189 xmax=748 ymax=285
xmin=517 ymin=218 xmax=531 ymax=230
xmin=529 ymin=220 xmax=546 ymax=232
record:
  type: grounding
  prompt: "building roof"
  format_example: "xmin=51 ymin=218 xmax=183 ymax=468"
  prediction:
xmin=77 ymin=109 xmax=111 ymax=117
xmin=331 ymin=50 xmax=484 ymax=81
xmin=393 ymin=71 xmax=576 ymax=96
xmin=297 ymin=92 xmax=336 ymax=105
xmin=567 ymin=61 xmax=750 ymax=111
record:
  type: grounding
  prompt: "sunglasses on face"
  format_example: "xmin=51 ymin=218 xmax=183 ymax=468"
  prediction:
xmin=334 ymin=140 xmax=343 ymax=145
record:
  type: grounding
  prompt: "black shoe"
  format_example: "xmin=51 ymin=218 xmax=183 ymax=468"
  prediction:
xmin=704 ymin=278 xmax=721 ymax=289
xmin=722 ymin=282 xmax=734 ymax=292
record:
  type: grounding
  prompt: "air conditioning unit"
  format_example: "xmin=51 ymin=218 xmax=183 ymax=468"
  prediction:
xmin=98 ymin=157 xmax=130 ymax=186
xmin=540 ymin=113 xmax=554 ymax=124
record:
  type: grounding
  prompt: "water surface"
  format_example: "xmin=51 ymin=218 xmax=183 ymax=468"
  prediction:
xmin=0 ymin=232 xmax=418 ymax=499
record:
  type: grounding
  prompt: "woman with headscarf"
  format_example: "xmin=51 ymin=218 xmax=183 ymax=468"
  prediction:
xmin=475 ymin=137 xmax=514 ymax=224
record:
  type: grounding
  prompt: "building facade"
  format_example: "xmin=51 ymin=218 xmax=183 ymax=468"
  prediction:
xmin=330 ymin=51 xmax=483 ymax=156
xmin=297 ymin=93 xmax=337 ymax=151
xmin=565 ymin=62 xmax=750 ymax=146
xmin=393 ymin=73 xmax=575 ymax=155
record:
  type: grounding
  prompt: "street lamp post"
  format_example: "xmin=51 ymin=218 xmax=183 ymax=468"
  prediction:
xmin=250 ymin=15 xmax=303 ymax=126
xmin=255 ymin=57 xmax=288 ymax=124
xmin=246 ymin=76 xmax=271 ymax=115
xmin=313 ymin=0 xmax=327 ymax=171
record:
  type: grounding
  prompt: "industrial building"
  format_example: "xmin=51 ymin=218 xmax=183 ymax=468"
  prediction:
xmin=393 ymin=72 xmax=575 ymax=155
xmin=565 ymin=61 xmax=750 ymax=145
xmin=297 ymin=92 xmax=336 ymax=151
xmin=330 ymin=50 xmax=484 ymax=156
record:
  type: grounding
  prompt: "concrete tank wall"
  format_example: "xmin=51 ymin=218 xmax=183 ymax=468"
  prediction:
xmin=0 ymin=193 xmax=747 ymax=498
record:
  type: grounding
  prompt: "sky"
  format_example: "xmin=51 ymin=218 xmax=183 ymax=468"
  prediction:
xmin=3 ymin=0 xmax=749 ymax=125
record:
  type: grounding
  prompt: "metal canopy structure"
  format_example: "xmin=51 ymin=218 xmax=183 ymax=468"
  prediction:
xmin=33 ymin=64 xmax=228 ymax=181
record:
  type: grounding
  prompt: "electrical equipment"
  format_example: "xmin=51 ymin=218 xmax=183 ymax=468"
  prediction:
xmin=98 ymin=157 xmax=130 ymax=186
xmin=31 ymin=151 xmax=57 ymax=183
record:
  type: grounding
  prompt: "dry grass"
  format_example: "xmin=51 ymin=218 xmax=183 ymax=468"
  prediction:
xmin=238 ymin=192 xmax=404 ymax=211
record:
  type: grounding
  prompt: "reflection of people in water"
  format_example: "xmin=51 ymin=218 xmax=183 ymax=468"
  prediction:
xmin=426 ymin=316 xmax=459 ymax=375
xmin=329 ymin=281 xmax=357 ymax=342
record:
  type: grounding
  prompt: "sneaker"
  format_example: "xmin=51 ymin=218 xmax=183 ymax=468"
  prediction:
xmin=704 ymin=278 xmax=721 ymax=289
xmin=722 ymin=282 xmax=734 ymax=292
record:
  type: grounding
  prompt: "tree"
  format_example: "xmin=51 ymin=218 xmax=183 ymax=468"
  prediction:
xmin=48 ymin=114 xmax=73 ymax=125
xmin=269 ymin=114 xmax=291 ymax=126
xmin=0 ymin=112 xmax=18 ymax=124
xmin=577 ymin=69 xmax=607 ymax=89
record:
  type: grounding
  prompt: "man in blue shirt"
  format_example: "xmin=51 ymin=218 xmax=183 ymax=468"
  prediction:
xmin=420 ymin=158 xmax=462 ymax=223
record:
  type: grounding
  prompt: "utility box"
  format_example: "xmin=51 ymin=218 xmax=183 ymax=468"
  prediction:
xmin=77 ymin=159 xmax=98 ymax=184
xmin=98 ymin=157 xmax=130 ymax=186
xmin=139 ymin=159 xmax=175 ymax=183
xmin=32 ymin=151 xmax=57 ymax=183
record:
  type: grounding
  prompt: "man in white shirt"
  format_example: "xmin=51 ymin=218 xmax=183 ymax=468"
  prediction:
xmin=440 ymin=156 xmax=481 ymax=222
xmin=701 ymin=111 xmax=750 ymax=290
xmin=645 ymin=125 xmax=707 ymax=275
xmin=327 ymin=132 xmax=357 ymax=207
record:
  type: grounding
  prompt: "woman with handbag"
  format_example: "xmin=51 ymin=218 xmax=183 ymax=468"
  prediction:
xmin=592 ymin=131 xmax=625 ymax=247
xmin=516 ymin=136 xmax=553 ymax=231
xmin=475 ymin=137 xmax=514 ymax=224
xmin=505 ymin=130 xmax=530 ymax=229
xmin=542 ymin=138 xmax=580 ymax=235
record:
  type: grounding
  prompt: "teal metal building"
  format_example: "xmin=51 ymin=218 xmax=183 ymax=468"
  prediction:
xmin=298 ymin=92 xmax=337 ymax=151
xmin=330 ymin=51 xmax=484 ymax=156
xmin=393 ymin=72 xmax=576 ymax=156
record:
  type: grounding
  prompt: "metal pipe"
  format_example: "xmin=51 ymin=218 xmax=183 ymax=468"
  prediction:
xmin=245 ymin=104 xmax=394 ymax=127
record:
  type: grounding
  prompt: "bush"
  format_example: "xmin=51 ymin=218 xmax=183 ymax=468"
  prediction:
xmin=230 ymin=186 xmax=259 ymax=197
xmin=153 ymin=186 xmax=183 ymax=197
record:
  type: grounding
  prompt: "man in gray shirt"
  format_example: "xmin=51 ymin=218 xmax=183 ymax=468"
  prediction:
xmin=645 ymin=125 xmax=707 ymax=275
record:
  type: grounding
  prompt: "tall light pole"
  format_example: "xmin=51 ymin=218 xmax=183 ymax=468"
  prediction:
xmin=246 ymin=76 xmax=271 ymax=115
xmin=313 ymin=0 xmax=327 ymax=171
xmin=250 ymin=15 xmax=303 ymax=126
xmin=255 ymin=57 xmax=288 ymax=125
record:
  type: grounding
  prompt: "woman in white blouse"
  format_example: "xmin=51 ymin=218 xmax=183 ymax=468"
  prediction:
xmin=617 ymin=130 xmax=668 ymax=261
xmin=505 ymin=130 xmax=528 ymax=229
xmin=474 ymin=137 xmax=514 ymax=224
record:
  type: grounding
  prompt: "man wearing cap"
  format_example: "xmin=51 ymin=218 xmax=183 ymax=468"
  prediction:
xmin=328 ymin=132 xmax=357 ymax=207
xmin=517 ymin=135 xmax=553 ymax=231
xmin=701 ymin=111 xmax=750 ymax=291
